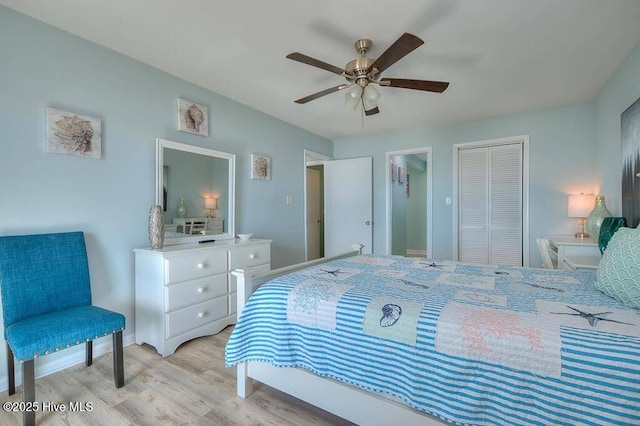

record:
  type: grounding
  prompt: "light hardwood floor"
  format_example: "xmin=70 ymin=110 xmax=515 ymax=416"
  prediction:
xmin=0 ymin=326 xmax=355 ymax=425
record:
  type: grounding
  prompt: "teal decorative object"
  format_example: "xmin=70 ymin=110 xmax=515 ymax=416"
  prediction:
xmin=595 ymin=227 xmax=640 ymax=309
xmin=598 ymin=217 xmax=627 ymax=254
xmin=586 ymin=195 xmax=612 ymax=242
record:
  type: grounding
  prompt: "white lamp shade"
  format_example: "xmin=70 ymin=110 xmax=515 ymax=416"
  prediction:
xmin=362 ymin=85 xmax=381 ymax=111
xmin=344 ymin=85 xmax=363 ymax=110
xmin=568 ymin=194 xmax=595 ymax=218
xmin=204 ymin=197 xmax=217 ymax=210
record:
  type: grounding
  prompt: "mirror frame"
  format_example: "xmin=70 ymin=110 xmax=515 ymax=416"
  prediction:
xmin=156 ymin=138 xmax=235 ymax=245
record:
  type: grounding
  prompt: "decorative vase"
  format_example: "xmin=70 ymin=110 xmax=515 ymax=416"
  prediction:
xmin=585 ymin=195 xmax=612 ymax=242
xmin=177 ymin=197 xmax=187 ymax=218
xmin=148 ymin=205 xmax=165 ymax=249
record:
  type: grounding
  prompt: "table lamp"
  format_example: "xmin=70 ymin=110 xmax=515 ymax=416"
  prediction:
xmin=568 ymin=193 xmax=595 ymax=238
xmin=204 ymin=196 xmax=218 ymax=218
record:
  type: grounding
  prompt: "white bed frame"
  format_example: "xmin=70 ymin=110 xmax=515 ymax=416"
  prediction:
xmin=231 ymin=245 xmax=447 ymax=426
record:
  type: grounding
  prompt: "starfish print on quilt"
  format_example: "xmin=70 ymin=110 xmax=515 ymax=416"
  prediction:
xmin=551 ymin=305 xmax=636 ymax=327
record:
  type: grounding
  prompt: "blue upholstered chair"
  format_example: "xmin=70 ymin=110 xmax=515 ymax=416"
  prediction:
xmin=0 ymin=232 xmax=125 ymax=426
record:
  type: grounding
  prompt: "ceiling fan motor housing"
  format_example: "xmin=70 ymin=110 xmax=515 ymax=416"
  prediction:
xmin=345 ymin=39 xmax=379 ymax=87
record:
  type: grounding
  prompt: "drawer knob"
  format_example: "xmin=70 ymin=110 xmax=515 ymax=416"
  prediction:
xmin=198 ymin=311 xmax=208 ymax=318
xmin=249 ymin=253 xmax=257 ymax=259
xmin=198 ymin=287 xmax=207 ymax=293
xmin=197 ymin=262 xmax=207 ymax=269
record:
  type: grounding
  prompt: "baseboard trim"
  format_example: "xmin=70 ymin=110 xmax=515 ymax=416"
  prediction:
xmin=0 ymin=332 xmax=135 ymax=392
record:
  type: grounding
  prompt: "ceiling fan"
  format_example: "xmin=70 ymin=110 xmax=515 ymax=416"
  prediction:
xmin=286 ymin=33 xmax=449 ymax=116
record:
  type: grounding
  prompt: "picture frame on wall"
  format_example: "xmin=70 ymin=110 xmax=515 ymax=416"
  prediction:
xmin=398 ymin=166 xmax=405 ymax=183
xmin=177 ymin=98 xmax=208 ymax=136
xmin=391 ymin=161 xmax=398 ymax=182
xmin=406 ymin=174 xmax=410 ymax=198
xmin=251 ymin=154 xmax=271 ymax=180
xmin=46 ymin=107 xmax=102 ymax=159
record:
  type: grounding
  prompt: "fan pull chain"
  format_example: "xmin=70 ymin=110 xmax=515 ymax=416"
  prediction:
xmin=360 ymin=99 xmax=365 ymax=127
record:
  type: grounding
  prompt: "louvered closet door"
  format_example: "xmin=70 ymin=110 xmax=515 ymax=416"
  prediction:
xmin=458 ymin=143 xmax=523 ymax=266
xmin=489 ymin=144 xmax=523 ymax=265
xmin=459 ymin=148 xmax=489 ymax=264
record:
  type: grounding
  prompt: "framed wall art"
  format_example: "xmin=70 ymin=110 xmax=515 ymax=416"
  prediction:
xmin=46 ymin=107 xmax=102 ymax=159
xmin=622 ymin=96 xmax=640 ymax=227
xmin=177 ymin=99 xmax=208 ymax=136
xmin=251 ymin=154 xmax=271 ymax=180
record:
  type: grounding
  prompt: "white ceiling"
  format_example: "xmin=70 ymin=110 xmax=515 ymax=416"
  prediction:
xmin=3 ymin=0 xmax=640 ymax=141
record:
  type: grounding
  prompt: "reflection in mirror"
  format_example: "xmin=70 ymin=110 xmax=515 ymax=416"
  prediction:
xmin=156 ymin=139 xmax=235 ymax=244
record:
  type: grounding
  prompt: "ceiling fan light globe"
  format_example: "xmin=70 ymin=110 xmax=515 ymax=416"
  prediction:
xmin=345 ymin=85 xmax=363 ymax=110
xmin=362 ymin=85 xmax=381 ymax=110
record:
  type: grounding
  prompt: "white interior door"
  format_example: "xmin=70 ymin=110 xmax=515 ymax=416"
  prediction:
xmin=324 ymin=157 xmax=373 ymax=256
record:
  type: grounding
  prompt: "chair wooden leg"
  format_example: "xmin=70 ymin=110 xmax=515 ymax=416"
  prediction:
xmin=22 ymin=360 xmax=35 ymax=426
xmin=85 ymin=340 xmax=93 ymax=366
xmin=6 ymin=342 xmax=15 ymax=395
xmin=113 ymin=331 xmax=124 ymax=388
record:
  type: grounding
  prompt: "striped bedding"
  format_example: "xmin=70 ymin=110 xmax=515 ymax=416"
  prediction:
xmin=225 ymin=255 xmax=640 ymax=425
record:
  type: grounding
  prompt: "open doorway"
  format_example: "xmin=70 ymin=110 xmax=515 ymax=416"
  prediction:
xmin=385 ymin=148 xmax=432 ymax=257
xmin=304 ymin=150 xmax=331 ymax=261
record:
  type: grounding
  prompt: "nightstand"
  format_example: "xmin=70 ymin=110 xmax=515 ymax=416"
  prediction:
xmin=544 ymin=235 xmax=601 ymax=271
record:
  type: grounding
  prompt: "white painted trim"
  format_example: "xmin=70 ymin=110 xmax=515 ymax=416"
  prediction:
xmin=452 ymin=135 xmax=530 ymax=266
xmin=303 ymin=149 xmax=333 ymax=261
xmin=0 ymin=332 xmax=136 ymax=392
xmin=385 ymin=147 xmax=433 ymax=257
xmin=156 ymin=138 xmax=236 ymax=245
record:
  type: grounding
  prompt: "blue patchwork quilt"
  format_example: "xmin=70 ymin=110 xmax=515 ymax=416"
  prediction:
xmin=225 ymin=255 xmax=640 ymax=425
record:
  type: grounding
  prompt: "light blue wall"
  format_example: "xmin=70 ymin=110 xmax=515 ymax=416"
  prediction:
xmin=334 ymin=102 xmax=596 ymax=266
xmin=0 ymin=7 xmax=331 ymax=385
xmin=407 ymin=161 xmax=427 ymax=252
xmin=334 ymin=37 xmax=640 ymax=265
xmin=391 ymin=155 xmax=407 ymax=255
xmin=594 ymin=41 xmax=640 ymax=213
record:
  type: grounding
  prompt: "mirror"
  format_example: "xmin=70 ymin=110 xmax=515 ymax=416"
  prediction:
xmin=156 ymin=138 xmax=235 ymax=244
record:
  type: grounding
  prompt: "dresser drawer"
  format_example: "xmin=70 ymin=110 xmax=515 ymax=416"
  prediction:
xmin=164 ymin=250 xmax=227 ymax=284
xmin=165 ymin=273 xmax=227 ymax=312
xmin=165 ymin=297 xmax=227 ymax=339
xmin=229 ymin=243 xmax=271 ymax=270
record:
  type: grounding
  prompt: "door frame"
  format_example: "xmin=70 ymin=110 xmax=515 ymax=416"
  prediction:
xmin=303 ymin=149 xmax=332 ymax=261
xmin=452 ymin=135 xmax=530 ymax=266
xmin=385 ymin=147 xmax=433 ymax=257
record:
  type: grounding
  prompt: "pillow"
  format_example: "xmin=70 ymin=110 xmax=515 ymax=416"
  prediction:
xmin=595 ymin=227 xmax=640 ymax=309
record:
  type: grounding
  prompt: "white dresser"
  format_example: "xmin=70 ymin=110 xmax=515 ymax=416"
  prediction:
xmin=134 ymin=238 xmax=271 ymax=356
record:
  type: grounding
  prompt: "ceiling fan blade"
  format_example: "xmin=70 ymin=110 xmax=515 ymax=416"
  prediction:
xmin=380 ymin=78 xmax=449 ymax=93
xmin=364 ymin=106 xmax=380 ymax=116
xmin=294 ymin=84 xmax=349 ymax=104
xmin=368 ymin=33 xmax=424 ymax=74
xmin=286 ymin=52 xmax=346 ymax=75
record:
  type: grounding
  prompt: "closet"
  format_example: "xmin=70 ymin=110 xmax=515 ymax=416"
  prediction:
xmin=456 ymin=140 xmax=525 ymax=266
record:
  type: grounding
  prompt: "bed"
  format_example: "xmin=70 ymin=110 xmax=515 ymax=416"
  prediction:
xmin=225 ymin=245 xmax=640 ymax=425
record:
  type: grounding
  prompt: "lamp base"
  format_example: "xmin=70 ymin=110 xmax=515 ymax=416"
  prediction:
xmin=574 ymin=217 xmax=589 ymax=239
